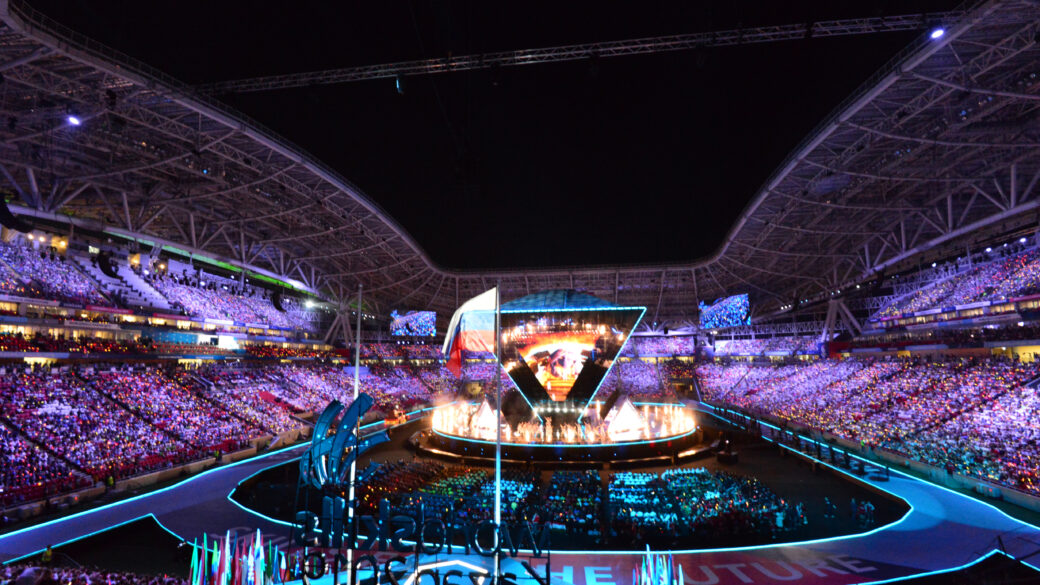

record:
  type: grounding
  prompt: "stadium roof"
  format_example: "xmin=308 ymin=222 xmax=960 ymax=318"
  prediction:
xmin=0 ymin=0 xmax=1036 ymax=328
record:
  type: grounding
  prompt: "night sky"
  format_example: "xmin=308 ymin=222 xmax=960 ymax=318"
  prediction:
xmin=30 ymin=1 xmax=960 ymax=270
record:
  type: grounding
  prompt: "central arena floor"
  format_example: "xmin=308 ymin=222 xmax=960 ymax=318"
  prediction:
xmin=233 ymin=418 xmax=907 ymax=550
xmin=1 ymin=407 xmax=1038 ymax=585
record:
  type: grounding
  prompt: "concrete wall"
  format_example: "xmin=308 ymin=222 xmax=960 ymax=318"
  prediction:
xmin=6 ymin=484 xmax=106 ymax=520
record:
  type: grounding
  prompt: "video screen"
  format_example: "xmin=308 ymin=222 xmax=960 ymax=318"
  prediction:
xmin=390 ymin=310 xmax=436 ymax=336
xmin=516 ymin=332 xmax=600 ymax=401
xmin=699 ymin=293 xmax=751 ymax=329
xmin=499 ymin=307 xmax=644 ymax=406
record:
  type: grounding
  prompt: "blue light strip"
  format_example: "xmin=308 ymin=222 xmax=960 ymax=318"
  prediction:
xmin=1 ymin=513 xmax=180 ymax=565
xmin=855 ymin=549 xmax=1003 ymax=584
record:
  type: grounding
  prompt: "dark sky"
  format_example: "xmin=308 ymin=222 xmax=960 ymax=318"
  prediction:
xmin=30 ymin=1 xmax=960 ymax=270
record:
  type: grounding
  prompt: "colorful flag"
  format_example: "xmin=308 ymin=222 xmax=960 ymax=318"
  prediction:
xmin=441 ymin=287 xmax=497 ymax=376
xmin=190 ymin=541 xmax=199 ymax=585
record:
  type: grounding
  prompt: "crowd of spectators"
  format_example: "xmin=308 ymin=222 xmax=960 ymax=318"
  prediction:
xmin=0 ymin=333 xmax=40 ymax=353
xmin=360 ymin=343 xmax=406 ymax=359
xmin=714 ymin=335 xmax=817 ymax=356
xmin=0 ymin=370 xmax=197 ymax=483
xmin=88 ymin=371 xmax=257 ymax=453
xmin=697 ymin=356 xmax=1040 ymax=495
xmin=265 ymin=365 xmax=351 ymax=412
xmin=607 ymin=468 xmax=797 ymax=546
xmin=346 ymin=462 xmax=800 ymax=547
xmin=0 ymin=333 xmax=269 ymax=357
xmin=360 ymin=364 xmax=439 ymax=412
xmin=397 ymin=466 xmax=489 ymax=522
xmin=541 ymin=470 xmax=602 ymax=536
xmin=662 ymin=468 xmax=798 ymax=538
xmin=179 ymin=368 xmax=299 ymax=435
xmin=146 ymin=270 xmax=313 ymax=331
xmin=475 ymin=470 xmax=540 ymax=523
xmin=403 ymin=344 xmax=444 ymax=360
xmin=609 ymin=472 xmax=678 ymax=542
xmin=0 ymin=358 xmax=457 ymax=507
xmin=660 ymin=359 xmax=697 ymax=380
xmin=623 ymin=336 xmax=698 ymax=357
xmin=598 ymin=359 xmax=668 ymax=399
xmin=242 ymin=344 xmax=330 ymax=359
xmin=354 ymin=460 xmax=445 ymax=515
xmin=876 ymin=246 xmax=1040 ymax=318
xmin=0 ymin=240 xmax=108 ymax=306
xmin=850 ymin=324 xmax=1040 ymax=350
xmin=354 ymin=461 xmax=540 ymax=526
xmin=0 ymin=424 xmax=88 ymax=507
xmin=0 ymin=565 xmax=188 ymax=585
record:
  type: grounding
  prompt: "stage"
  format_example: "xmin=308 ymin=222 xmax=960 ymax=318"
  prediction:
xmin=422 ymin=400 xmax=704 ymax=462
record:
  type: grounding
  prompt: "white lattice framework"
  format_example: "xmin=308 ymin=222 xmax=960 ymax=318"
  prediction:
xmin=0 ymin=0 xmax=1035 ymax=331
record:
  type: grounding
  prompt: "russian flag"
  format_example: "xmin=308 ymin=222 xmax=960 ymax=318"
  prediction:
xmin=442 ymin=287 xmax=497 ymax=377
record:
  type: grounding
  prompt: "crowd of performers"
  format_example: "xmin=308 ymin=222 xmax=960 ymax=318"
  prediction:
xmin=347 ymin=460 xmax=818 ymax=548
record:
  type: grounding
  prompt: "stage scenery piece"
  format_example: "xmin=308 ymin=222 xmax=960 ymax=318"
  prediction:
xmin=499 ymin=290 xmax=644 ymax=410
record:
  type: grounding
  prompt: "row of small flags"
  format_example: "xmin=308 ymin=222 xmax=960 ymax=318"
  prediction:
xmin=189 ymin=531 xmax=287 ymax=585
xmin=634 ymin=547 xmax=683 ymax=585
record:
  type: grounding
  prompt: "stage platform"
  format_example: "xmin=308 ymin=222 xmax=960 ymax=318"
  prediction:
xmin=412 ymin=429 xmax=714 ymax=468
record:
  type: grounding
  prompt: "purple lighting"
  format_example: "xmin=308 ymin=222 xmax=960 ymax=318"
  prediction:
xmin=930 ymin=28 xmax=945 ymax=39
xmin=67 ymin=115 xmax=81 ymax=126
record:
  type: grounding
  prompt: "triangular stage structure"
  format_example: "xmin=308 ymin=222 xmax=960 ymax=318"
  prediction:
xmin=605 ymin=397 xmax=645 ymax=442
xmin=471 ymin=399 xmax=498 ymax=440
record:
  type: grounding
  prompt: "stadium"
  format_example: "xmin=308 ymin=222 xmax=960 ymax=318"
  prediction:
xmin=0 ymin=0 xmax=1039 ymax=584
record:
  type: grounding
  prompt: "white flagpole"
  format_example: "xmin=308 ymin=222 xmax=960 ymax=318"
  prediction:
xmin=494 ymin=284 xmax=502 ymax=575
xmin=346 ymin=284 xmax=362 ymax=585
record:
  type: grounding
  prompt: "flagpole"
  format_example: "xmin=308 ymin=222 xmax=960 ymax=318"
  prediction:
xmin=346 ymin=283 xmax=362 ymax=585
xmin=494 ymin=283 xmax=502 ymax=579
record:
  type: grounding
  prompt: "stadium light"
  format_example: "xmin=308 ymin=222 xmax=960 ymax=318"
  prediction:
xmin=985 ymin=247 xmax=992 ymax=252
xmin=66 ymin=115 xmax=81 ymax=126
xmin=930 ymin=27 xmax=945 ymax=39
xmin=1020 ymin=237 xmax=1027 ymax=244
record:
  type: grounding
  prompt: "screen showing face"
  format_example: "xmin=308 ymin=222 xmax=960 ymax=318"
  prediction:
xmin=516 ymin=332 xmax=600 ymax=401
xmin=500 ymin=308 xmax=644 ymax=406
xmin=390 ymin=310 xmax=436 ymax=336
xmin=699 ymin=294 xmax=751 ymax=329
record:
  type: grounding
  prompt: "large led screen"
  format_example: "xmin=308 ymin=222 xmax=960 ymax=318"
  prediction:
xmin=499 ymin=308 xmax=644 ymax=406
xmin=699 ymin=294 xmax=750 ymax=329
xmin=390 ymin=310 xmax=436 ymax=336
